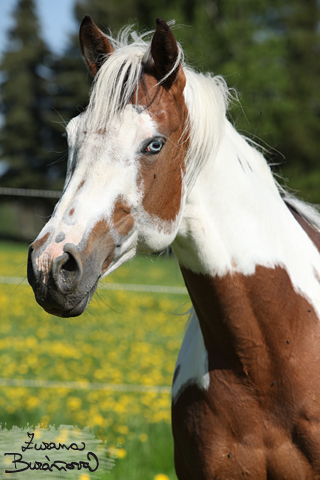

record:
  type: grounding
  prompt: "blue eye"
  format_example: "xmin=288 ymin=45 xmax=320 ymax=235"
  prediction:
xmin=145 ymin=138 xmax=165 ymax=154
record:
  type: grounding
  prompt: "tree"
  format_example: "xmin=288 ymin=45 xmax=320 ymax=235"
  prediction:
xmin=50 ymin=0 xmax=320 ymax=193
xmin=279 ymin=0 xmax=320 ymax=171
xmin=0 ymin=0 xmax=53 ymax=188
xmin=47 ymin=42 xmax=91 ymax=188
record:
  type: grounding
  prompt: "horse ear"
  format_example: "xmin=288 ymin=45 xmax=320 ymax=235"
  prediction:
xmin=79 ymin=15 xmax=114 ymax=77
xmin=151 ymin=18 xmax=185 ymax=92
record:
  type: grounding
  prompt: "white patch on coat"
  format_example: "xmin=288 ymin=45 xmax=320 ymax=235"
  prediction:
xmin=172 ymin=309 xmax=209 ymax=404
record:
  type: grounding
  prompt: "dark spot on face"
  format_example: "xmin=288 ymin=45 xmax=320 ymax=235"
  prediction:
xmin=32 ymin=232 xmax=50 ymax=251
xmin=286 ymin=339 xmax=290 ymax=344
xmin=69 ymin=208 xmax=75 ymax=217
xmin=55 ymin=232 xmax=66 ymax=244
xmin=154 ymin=173 xmax=157 ymax=179
xmin=133 ymin=105 xmax=144 ymax=114
xmin=173 ymin=364 xmax=181 ymax=384
xmin=77 ymin=180 xmax=85 ymax=191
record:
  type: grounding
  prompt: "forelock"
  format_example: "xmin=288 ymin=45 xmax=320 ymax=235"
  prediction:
xmin=83 ymin=24 xmax=183 ymax=133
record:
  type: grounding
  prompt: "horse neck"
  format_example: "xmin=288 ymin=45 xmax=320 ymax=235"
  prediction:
xmin=172 ymin=119 xmax=320 ymax=371
xmin=173 ymin=119 xmax=290 ymax=277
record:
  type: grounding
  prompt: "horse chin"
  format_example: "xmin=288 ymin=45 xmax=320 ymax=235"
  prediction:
xmin=37 ymin=280 xmax=99 ymax=318
xmin=45 ymin=292 xmax=90 ymax=318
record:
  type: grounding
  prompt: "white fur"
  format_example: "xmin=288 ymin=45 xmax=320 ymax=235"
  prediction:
xmin=172 ymin=309 xmax=209 ymax=403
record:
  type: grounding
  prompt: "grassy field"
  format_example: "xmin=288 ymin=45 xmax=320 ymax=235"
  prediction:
xmin=0 ymin=241 xmax=191 ymax=479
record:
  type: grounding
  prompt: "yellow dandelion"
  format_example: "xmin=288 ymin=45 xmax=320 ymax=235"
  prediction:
xmin=91 ymin=413 xmax=105 ymax=427
xmin=26 ymin=336 xmax=38 ymax=348
xmin=116 ymin=448 xmax=127 ymax=459
xmin=66 ymin=396 xmax=82 ymax=411
xmin=79 ymin=474 xmax=90 ymax=480
xmin=107 ymin=446 xmax=118 ymax=457
xmin=26 ymin=396 xmax=40 ymax=410
xmin=154 ymin=475 xmax=170 ymax=480
xmin=114 ymin=425 xmax=129 ymax=435
xmin=36 ymin=327 xmax=48 ymax=338
xmin=139 ymin=433 xmax=148 ymax=442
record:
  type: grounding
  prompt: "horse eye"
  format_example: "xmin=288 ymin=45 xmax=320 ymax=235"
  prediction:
xmin=145 ymin=138 xmax=165 ymax=154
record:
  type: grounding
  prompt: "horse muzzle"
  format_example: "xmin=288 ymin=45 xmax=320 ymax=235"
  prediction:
xmin=27 ymin=241 xmax=113 ymax=317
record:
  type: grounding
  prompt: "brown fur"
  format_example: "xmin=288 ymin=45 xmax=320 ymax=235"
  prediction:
xmin=112 ymin=196 xmax=134 ymax=237
xmin=287 ymin=202 xmax=320 ymax=254
xmin=79 ymin=16 xmax=114 ymax=77
xmin=83 ymin=219 xmax=115 ymax=275
xmin=31 ymin=232 xmax=50 ymax=250
xmin=134 ymin=72 xmax=188 ymax=223
xmin=172 ymin=264 xmax=320 ymax=479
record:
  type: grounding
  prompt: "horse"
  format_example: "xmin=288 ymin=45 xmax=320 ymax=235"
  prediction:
xmin=27 ymin=15 xmax=320 ymax=479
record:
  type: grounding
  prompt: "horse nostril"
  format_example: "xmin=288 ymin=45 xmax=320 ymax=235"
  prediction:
xmin=52 ymin=248 xmax=83 ymax=294
xmin=62 ymin=254 xmax=79 ymax=274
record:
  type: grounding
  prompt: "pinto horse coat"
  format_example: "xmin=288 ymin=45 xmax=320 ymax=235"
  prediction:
xmin=28 ymin=17 xmax=320 ymax=479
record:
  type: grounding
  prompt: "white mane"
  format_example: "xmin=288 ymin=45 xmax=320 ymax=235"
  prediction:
xmin=84 ymin=23 xmax=320 ymax=231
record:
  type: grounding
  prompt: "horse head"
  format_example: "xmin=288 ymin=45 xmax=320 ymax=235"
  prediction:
xmin=27 ymin=17 xmax=189 ymax=317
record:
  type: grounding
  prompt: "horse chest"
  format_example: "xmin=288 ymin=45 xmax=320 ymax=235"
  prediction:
xmin=172 ymin=378 xmax=320 ymax=479
xmin=172 ymin=267 xmax=320 ymax=479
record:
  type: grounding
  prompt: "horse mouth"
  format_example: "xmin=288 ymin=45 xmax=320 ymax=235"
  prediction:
xmin=45 ymin=293 xmax=89 ymax=318
xmin=42 ymin=282 xmax=98 ymax=318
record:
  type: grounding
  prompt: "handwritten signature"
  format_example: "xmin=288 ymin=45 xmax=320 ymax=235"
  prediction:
xmin=4 ymin=432 xmax=99 ymax=474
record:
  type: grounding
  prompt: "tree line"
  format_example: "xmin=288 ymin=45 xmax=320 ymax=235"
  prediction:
xmin=1 ymin=0 xmax=319 ymax=198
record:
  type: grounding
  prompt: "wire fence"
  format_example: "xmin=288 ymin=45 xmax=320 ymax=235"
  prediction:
xmin=0 ymin=378 xmax=171 ymax=394
xmin=0 ymin=276 xmax=188 ymax=295
xmin=0 ymin=187 xmax=61 ymax=199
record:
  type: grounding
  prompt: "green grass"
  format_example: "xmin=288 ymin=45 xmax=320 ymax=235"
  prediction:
xmin=0 ymin=241 xmax=190 ymax=479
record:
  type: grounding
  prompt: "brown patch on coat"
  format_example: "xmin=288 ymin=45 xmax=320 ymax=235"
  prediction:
xmin=287 ymin=201 xmax=320 ymax=285
xmin=314 ymin=267 xmax=320 ymax=285
xmin=286 ymin=201 xmax=320 ymax=254
xmin=173 ymin=265 xmax=320 ymax=478
xmin=69 ymin=208 xmax=75 ymax=217
xmin=112 ymin=196 xmax=134 ymax=237
xmin=78 ymin=199 xmax=134 ymax=279
xmin=133 ymin=70 xmax=189 ymax=224
xmin=32 ymin=232 xmax=50 ymax=251
xmin=84 ymin=219 xmax=115 ymax=275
